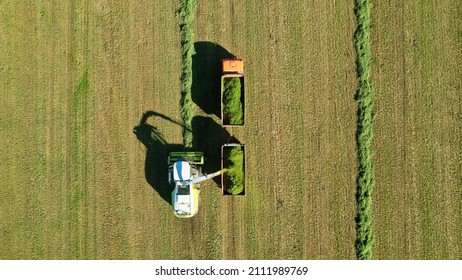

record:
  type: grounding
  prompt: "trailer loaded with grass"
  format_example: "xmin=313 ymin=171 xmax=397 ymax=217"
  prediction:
xmin=221 ymin=144 xmax=245 ymax=195
xmin=221 ymin=59 xmax=245 ymax=126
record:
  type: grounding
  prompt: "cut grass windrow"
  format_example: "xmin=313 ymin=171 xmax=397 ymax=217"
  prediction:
xmin=354 ymin=0 xmax=375 ymax=260
xmin=178 ymin=0 xmax=197 ymax=148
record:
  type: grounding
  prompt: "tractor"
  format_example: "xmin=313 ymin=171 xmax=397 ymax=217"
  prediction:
xmin=168 ymin=152 xmax=224 ymax=218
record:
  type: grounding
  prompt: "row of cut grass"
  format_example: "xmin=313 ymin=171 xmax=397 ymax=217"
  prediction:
xmin=178 ymin=0 xmax=197 ymax=147
xmin=353 ymin=0 xmax=375 ymax=260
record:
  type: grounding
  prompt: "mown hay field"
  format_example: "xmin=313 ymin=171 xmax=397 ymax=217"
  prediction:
xmin=1 ymin=0 xmax=459 ymax=260
xmin=1 ymin=0 xmax=357 ymax=259
xmin=1 ymin=0 xmax=185 ymax=259
xmin=371 ymin=0 xmax=462 ymax=259
xmin=193 ymin=0 xmax=358 ymax=259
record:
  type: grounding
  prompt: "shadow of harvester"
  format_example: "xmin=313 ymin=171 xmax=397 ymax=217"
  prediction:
xmin=133 ymin=111 xmax=184 ymax=205
xmin=133 ymin=111 xmax=241 ymax=203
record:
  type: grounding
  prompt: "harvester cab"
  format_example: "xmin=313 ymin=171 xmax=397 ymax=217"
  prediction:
xmin=168 ymin=152 xmax=224 ymax=218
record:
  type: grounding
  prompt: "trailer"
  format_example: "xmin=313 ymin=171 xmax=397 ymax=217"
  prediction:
xmin=221 ymin=143 xmax=246 ymax=195
xmin=221 ymin=59 xmax=245 ymax=127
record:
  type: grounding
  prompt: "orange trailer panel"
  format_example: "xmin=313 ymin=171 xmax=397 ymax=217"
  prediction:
xmin=222 ymin=59 xmax=244 ymax=74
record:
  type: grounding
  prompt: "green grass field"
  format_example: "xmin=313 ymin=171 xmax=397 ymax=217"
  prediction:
xmin=371 ymin=0 xmax=462 ymax=259
xmin=1 ymin=0 xmax=460 ymax=259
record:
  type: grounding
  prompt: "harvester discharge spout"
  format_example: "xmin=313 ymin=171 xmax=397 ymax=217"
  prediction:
xmin=183 ymin=169 xmax=226 ymax=185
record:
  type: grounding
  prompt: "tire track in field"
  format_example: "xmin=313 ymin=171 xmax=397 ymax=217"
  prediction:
xmin=92 ymin=2 xmax=134 ymax=258
xmin=67 ymin=0 xmax=97 ymax=259
xmin=370 ymin=0 xmax=410 ymax=258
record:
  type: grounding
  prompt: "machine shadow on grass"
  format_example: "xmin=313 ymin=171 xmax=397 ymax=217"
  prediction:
xmin=133 ymin=111 xmax=184 ymax=205
xmin=192 ymin=42 xmax=236 ymax=117
xmin=191 ymin=115 xmax=240 ymax=186
xmin=133 ymin=112 xmax=241 ymax=201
